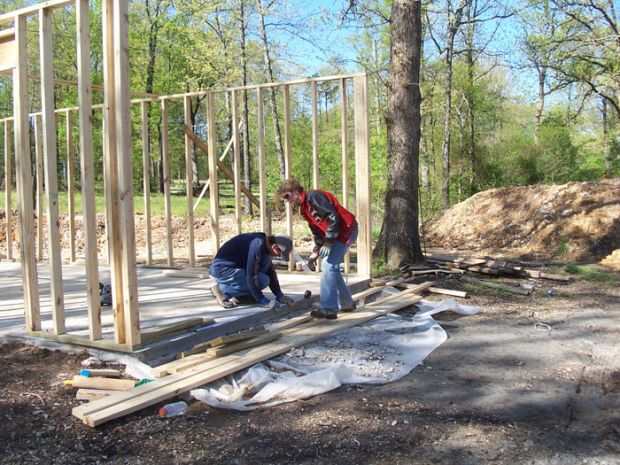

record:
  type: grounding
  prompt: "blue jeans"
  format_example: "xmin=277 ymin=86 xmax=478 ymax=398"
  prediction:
xmin=213 ymin=268 xmax=269 ymax=298
xmin=320 ymin=226 xmax=358 ymax=312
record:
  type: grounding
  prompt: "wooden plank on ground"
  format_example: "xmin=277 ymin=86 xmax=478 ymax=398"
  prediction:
xmin=168 ymin=354 xmax=216 ymax=375
xmin=425 ymin=254 xmax=487 ymax=266
xmin=268 ymin=314 xmax=312 ymax=331
xmin=140 ymin=317 xmax=214 ymax=345
xmin=99 ymin=284 xmax=432 ymax=395
xmin=30 ymin=331 xmax=140 ymax=352
xmin=73 ymin=283 xmax=432 ymax=427
xmin=427 ymin=287 xmax=468 ymax=298
xmin=71 ymin=376 xmax=136 ymax=391
xmin=209 ymin=327 xmax=268 ymax=347
xmin=206 ymin=332 xmax=282 ymax=357
xmin=152 ymin=352 xmax=213 ymax=378
xmin=80 ymin=368 xmax=122 ymax=378
xmin=105 ymin=283 xmax=430 ymax=394
xmin=76 ymin=389 xmax=118 ymax=401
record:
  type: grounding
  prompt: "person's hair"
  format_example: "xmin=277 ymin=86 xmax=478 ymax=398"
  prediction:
xmin=276 ymin=178 xmax=304 ymax=198
xmin=267 ymin=234 xmax=292 ymax=258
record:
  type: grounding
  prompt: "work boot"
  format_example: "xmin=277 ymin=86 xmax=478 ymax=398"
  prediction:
xmin=310 ymin=305 xmax=337 ymax=320
xmin=341 ymin=302 xmax=356 ymax=312
xmin=210 ymin=284 xmax=235 ymax=309
xmin=99 ymin=283 xmax=112 ymax=306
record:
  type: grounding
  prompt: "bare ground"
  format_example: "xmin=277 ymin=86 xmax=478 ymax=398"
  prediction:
xmin=1 ymin=180 xmax=620 ymax=463
xmin=1 ymin=272 xmax=619 ymax=465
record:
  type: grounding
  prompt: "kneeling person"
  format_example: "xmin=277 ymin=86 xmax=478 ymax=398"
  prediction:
xmin=209 ymin=233 xmax=294 ymax=309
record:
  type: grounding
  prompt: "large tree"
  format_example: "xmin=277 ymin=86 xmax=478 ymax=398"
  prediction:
xmin=373 ymin=0 xmax=424 ymax=268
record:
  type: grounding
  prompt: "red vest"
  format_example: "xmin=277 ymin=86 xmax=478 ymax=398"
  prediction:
xmin=300 ymin=190 xmax=358 ymax=244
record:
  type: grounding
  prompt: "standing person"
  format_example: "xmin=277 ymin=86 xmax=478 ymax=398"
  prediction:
xmin=278 ymin=178 xmax=358 ymax=320
xmin=209 ymin=233 xmax=295 ymax=309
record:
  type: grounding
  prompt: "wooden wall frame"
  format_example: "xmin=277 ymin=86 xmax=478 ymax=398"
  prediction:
xmin=0 ymin=0 xmax=371 ymax=352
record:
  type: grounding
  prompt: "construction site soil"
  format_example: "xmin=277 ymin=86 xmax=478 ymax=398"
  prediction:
xmin=1 ymin=275 xmax=619 ymax=465
xmin=424 ymin=179 xmax=620 ymax=265
xmin=1 ymin=180 xmax=619 ymax=464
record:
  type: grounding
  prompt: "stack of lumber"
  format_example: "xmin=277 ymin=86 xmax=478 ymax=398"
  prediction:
xmin=66 ymin=368 xmax=138 ymax=402
xmin=400 ymin=253 xmax=570 ymax=282
xmin=72 ymin=281 xmax=433 ymax=427
xmin=140 ymin=317 xmax=215 ymax=345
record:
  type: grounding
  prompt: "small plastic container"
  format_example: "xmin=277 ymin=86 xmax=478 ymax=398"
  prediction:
xmin=159 ymin=401 xmax=188 ymax=418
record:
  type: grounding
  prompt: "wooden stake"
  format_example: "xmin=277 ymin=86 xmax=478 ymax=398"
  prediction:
xmin=34 ymin=115 xmax=43 ymax=261
xmin=340 ymin=78 xmax=350 ymax=273
xmin=256 ymin=87 xmax=269 ymax=233
xmin=206 ymin=92 xmax=220 ymax=253
xmin=113 ymin=0 xmax=140 ymax=347
xmin=66 ymin=109 xmax=76 ymax=262
xmin=231 ymin=90 xmax=242 ymax=234
xmin=77 ymin=0 xmax=101 ymax=340
xmin=311 ymin=80 xmax=319 ymax=189
xmin=161 ymin=98 xmax=173 ymax=266
xmin=183 ymin=95 xmax=195 ymax=267
xmin=283 ymin=84 xmax=294 ymax=271
xmin=39 ymin=8 xmax=65 ymax=331
xmin=353 ymin=75 xmax=371 ymax=276
xmin=141 ymin=101 xmax=152 ymax=265
xmin=4 ymin=120 xmax=12 ymax=261
xmin=14 ymin=14 xmax=40 ymax=331
xmin=102 ymin=0 xmax=125 ymax=343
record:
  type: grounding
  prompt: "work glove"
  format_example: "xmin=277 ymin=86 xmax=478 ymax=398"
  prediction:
xmin=277 ymin=295 xmax=294 ymax=306
xmin=307 ymin=251 xmax=319 ymax=271
xmin=259 ymin=297 xmax=279 ymax=309
xmin=319 ymin=243 xmax=332 ymax=258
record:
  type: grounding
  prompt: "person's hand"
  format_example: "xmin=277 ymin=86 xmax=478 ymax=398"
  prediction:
xmin=259 ymin=298 xmax=278 ymax=309
xmin=307 ymin=251 xmax=319 ymax=271
xmin=277 ymin=295 xmax=294 ymax=306
xmin=319 ymin=244 xmax=332 ymax=258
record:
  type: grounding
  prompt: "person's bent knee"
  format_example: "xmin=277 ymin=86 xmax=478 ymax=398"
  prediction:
xmin=256 ymin=272 xmax=270 ymax=290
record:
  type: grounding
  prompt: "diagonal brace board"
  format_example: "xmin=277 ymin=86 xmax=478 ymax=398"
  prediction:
xmin=73 ymin=282 xmax=432 ymax=426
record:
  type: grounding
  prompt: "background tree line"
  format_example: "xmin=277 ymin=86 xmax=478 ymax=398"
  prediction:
xmin=0 ymin=0 xmax=617 ymax=265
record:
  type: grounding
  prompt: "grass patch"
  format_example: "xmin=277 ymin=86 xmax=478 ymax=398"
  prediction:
xmin=1 ymin=183 xmax=248 ymax=218
xmin=462 ymin=282 xmax=513 ymax=297
xmin=557 ymin=239 xmax=569 ymax=255
xmin=563 ymin=264 xmax=619 ymax=284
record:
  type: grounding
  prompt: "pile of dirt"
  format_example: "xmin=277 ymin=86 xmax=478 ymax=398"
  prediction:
xmin=423 ymin=179 xmax=620 ymax=262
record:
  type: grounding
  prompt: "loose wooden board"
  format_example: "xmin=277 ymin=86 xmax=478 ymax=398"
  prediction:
xmin=71 ymin=376 xmax=136 ymax=391
xmin=73 ymin=282 xmax=432 ymax=427
xmin=76 ymin=388 xmax=117 ymax=401
xmin=206 ymin=332 xmax=282 ymax=357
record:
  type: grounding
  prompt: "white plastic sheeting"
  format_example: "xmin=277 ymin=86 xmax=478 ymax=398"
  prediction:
xmin=191 ymin=299 xmax=480 ymax=410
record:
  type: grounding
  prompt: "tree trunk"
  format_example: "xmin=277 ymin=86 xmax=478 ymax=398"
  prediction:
xmin=440 ymin=0 xmax=466 ymax=209
xmin=602 ymin=95 xmax=610 ymax=178
xmin=239 ymin=2 xmax=253 ymax=215
xmin=535 ymin=65 xmax=545 ymax=138
xmin=373 ymin=0 xmax=424 ymax=268
xmin=257 ymin=0 xmax=285 ymax=180
xmin=440 ymin=30 xmax=455 ymax=209
xmin=464 ymin=4 xmax=476 ymax=194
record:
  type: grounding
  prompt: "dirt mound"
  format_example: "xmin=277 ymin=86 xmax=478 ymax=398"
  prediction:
xmin=423 ymin=179 xmax=620 ymax=262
